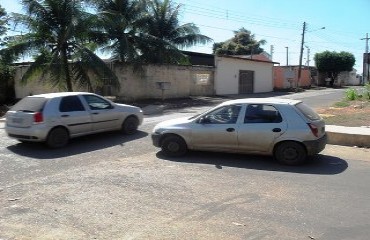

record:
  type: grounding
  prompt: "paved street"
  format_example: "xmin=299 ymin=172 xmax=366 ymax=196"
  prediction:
xmin=1 ymin=88 xmax=370 ymax=239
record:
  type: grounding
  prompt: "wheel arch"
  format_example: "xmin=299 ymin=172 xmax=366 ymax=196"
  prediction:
xmin=159 ymin=133 xmax=187 ymax=148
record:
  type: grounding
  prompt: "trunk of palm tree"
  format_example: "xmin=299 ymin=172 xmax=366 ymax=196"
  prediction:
xmin=62 ymin=47 xmax=73 ymax=92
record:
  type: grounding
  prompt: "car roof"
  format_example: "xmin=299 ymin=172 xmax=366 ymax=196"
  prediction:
xmin=220 ymin=98 xmax=302 ymax=106
xmin=26 ymin=92 xmax=94 ymax=99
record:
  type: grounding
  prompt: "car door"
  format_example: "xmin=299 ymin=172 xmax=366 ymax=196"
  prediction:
xmin=237 ymin=104 xmax=287 ymax=153
xmin=58 ymin=96 xmax=93 ymax=135
xmin=81 ymin=94 xmax=120 ymax=131
xmin=190 ymin=104 xmax=241 ymax=151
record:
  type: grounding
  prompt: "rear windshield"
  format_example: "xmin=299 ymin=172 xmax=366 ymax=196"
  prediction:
xmin=10 ymin=97 xmax=47 ymax=112
xmin=295 ymin=102 xmax=321 ymax=121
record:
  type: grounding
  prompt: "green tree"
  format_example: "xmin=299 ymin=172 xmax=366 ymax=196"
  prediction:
xmin=0 ymin=5 xmax=15 ymax=103
xmin=1 ymin=0 xmax=119 ymax=92
xmin=87 ymin=0 xmax=148 ymax=64
xmin=0 ymin=5 xmax=7 ymax=41
xmin=139 ymin=0 xmax=212 ymax=64
xmin=213 ymin=28 xmax=266 ymax=56
xmin=314 ymin=51 xmax=355 ymax=86
xmin=89 ymin=0 xmax=211 ymax=65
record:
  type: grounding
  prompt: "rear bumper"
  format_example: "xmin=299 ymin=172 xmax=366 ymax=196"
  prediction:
xmin=5 ymin=124 xmax=49 ymax=142
xmin=303 ymin=133 xmax=327 ymax=155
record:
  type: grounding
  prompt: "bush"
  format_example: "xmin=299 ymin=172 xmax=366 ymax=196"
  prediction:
xmin=345 ymin=88 xmax=359 ymax=101
xmin=364 ymin=83 xmax=370 ymax=100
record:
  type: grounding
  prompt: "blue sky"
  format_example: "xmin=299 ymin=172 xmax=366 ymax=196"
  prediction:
xmin=1 ymin=0 xmax=369 ymax=74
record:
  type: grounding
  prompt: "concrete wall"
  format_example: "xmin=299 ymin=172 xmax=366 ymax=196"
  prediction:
xmin=13 ymin=63 xmax=215 ymax=100
xmin=214 ymin=56 xmax=274 ymax=94
xmin=273 ymin=66 xmax=311 ymax=89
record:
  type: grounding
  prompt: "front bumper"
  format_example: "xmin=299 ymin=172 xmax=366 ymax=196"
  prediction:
xmin=303 ymin=133 xmax=327 ymax=155
xmin=151 ymin=133 xmax=162 ymax=147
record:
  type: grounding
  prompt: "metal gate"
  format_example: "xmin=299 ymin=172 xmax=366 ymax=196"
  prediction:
xmin=239 ymin=70 xmax=254 ymax=94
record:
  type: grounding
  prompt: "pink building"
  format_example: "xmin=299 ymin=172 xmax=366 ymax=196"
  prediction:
xmin=273 ymin=66 xmax=312 ymax=90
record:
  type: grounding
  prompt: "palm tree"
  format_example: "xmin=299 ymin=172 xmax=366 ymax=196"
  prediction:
xmin=1 ymin=0 xmax=119 ymax=92
xmin=88 ymin=0 xmax=148 ymax=64
xmin=140 ymin=0 xmax=212 ymax=64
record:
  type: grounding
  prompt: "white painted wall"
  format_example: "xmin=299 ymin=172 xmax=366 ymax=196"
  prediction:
xmin=214 ymin=56 xmax=274 ymax=95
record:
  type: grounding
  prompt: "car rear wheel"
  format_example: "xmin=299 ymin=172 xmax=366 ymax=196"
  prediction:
xmin=122 ymin=116 xmax=139 ymax=135
xmin=46 ymin=127 xmax=69 ymax=148
xmin=274 ymin=141 xmax=307 ymax=165
xmin=161 ymin=135 xmax=187 ymax=157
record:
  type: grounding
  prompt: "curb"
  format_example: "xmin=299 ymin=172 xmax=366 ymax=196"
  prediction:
xmin=326 ymin=125 xmax=370 ymax=148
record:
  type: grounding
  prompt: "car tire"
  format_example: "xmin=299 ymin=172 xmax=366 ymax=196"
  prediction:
xmin=46 ymin=127 xmax=69 ymax=148
xmin=274 ymin=141 xmax=307 ymax=165
xmin=161 ymin=135 xmax=187 ymax=157
xmin=122 ymin=116 xmax=139 ymax=135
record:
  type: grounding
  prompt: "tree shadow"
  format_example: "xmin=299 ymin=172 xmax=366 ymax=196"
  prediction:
xmin=156 ymin=151 xmax=348 ymax=175
xmin=7 ymin=131 xmax=148 ymax=159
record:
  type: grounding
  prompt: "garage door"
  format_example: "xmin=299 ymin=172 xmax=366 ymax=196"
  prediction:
xmin=239 ymin=70 xmax=254 ymax=94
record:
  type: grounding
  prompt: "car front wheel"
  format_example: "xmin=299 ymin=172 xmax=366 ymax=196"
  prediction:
xmin=122 ymin=116 xmax=139 ymax=135
xmin=274 ymin=141 xmax=307 ymax=165
xmin=161 ymin=135 xmax=187 ymax=157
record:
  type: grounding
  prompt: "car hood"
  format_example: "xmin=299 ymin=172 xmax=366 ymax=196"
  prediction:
xmin=154 ymin=116 xmax=194 ymax=129
xmin=115 ymin=103 xmax=142 ymax=113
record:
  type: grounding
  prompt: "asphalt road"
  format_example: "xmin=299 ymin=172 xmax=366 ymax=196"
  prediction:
xmin=1 ymin=88 xmax=370 ymax=240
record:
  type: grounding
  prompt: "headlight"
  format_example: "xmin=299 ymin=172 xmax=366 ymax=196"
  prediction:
xmin=153 ymin=126 xmax=164 ymax=134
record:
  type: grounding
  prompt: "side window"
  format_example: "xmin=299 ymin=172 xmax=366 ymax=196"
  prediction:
xmin=83 ymin=95 xmax=112 ymax=110
xmin=59 ymin=96 xmax=85 ymax=112
xmin=244 ymin=104 xmax=282 ymax=123
xmin=202 ymin=105 xmax=241 ymax=124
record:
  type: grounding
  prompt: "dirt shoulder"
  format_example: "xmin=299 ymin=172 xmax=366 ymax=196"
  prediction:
xmin=316 ymin=100 xmax=370 ymax=127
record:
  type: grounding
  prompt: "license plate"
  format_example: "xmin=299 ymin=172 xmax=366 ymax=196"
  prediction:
xmin=12 ymin=118 xmax=23 ymax=124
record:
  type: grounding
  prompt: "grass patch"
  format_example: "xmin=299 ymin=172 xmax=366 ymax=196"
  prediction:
xmin=333 ymin=100 xmax=350 ymax=108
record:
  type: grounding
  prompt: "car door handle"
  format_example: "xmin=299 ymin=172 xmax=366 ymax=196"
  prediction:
xmin=226 ymin=128 xmax=235 ymax=132
xmin=61 ymin=114 xmax=70 ymax=117
xmin=92 ymin=112 xmax=99 ymax=115
xmin=272 ymin=128 xmax=281 ymax=132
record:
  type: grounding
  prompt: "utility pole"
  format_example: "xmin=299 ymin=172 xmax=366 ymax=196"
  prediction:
xmin=285 ymin=47 xmax=289 ymax=66
xmin=361 ymin=33 xmax=369 ymax=84
xmin=306 ymin=46 xmax=310 ymax=66
xmin=270 ymin=45 xmax=274 ymax=60
xmin=297 ymin=22 xmax=306 ymax=91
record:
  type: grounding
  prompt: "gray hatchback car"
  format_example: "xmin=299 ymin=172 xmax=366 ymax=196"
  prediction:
xmin=152 ymin=98 xmax=327 ymax=165
xmin=5 ymin=92 xmax=143 ymax=148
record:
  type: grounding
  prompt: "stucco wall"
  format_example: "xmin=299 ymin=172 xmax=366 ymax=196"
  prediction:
xmin=13 ymin=63 xmax=215 ymax=100
xmin=214 ymin=56 xmax=274 ymax=95
xmin=273 ymin=66 xmax=311 ymax=89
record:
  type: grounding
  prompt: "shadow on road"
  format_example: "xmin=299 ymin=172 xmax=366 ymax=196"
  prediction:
xmin=156 ymin=151 xmax=348 ymax=175
xmin=7 ymin=131 xmax=148 ymax=159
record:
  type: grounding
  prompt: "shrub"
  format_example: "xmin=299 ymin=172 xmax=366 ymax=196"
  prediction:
xmin=345 ymin=88 xmax=359 ymax=101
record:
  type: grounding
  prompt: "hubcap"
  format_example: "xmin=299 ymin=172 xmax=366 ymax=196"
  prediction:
xmin=168 ymin=142 xmax=180 ymax=152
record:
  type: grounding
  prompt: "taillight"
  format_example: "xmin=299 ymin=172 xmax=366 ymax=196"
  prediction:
xmin=308 ymin=123 xmax=318 ymax=137
xmin=34 ymin=112 xmax=43 ymax=123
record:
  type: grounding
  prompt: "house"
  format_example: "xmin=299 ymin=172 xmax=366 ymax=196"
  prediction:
xmin=337 ymin=69 xmax=361 ymax=86
xmin=214 ymin=54 xmax=278 ymax=95
xmin=273 ymin=66 xmax=313 ymax=90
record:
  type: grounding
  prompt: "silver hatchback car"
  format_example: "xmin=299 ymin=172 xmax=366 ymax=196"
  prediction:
xmin=5 ymin=92 xmax=143 ymax=148
xmin=152 ymin=98 xmax=327 ymax=165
